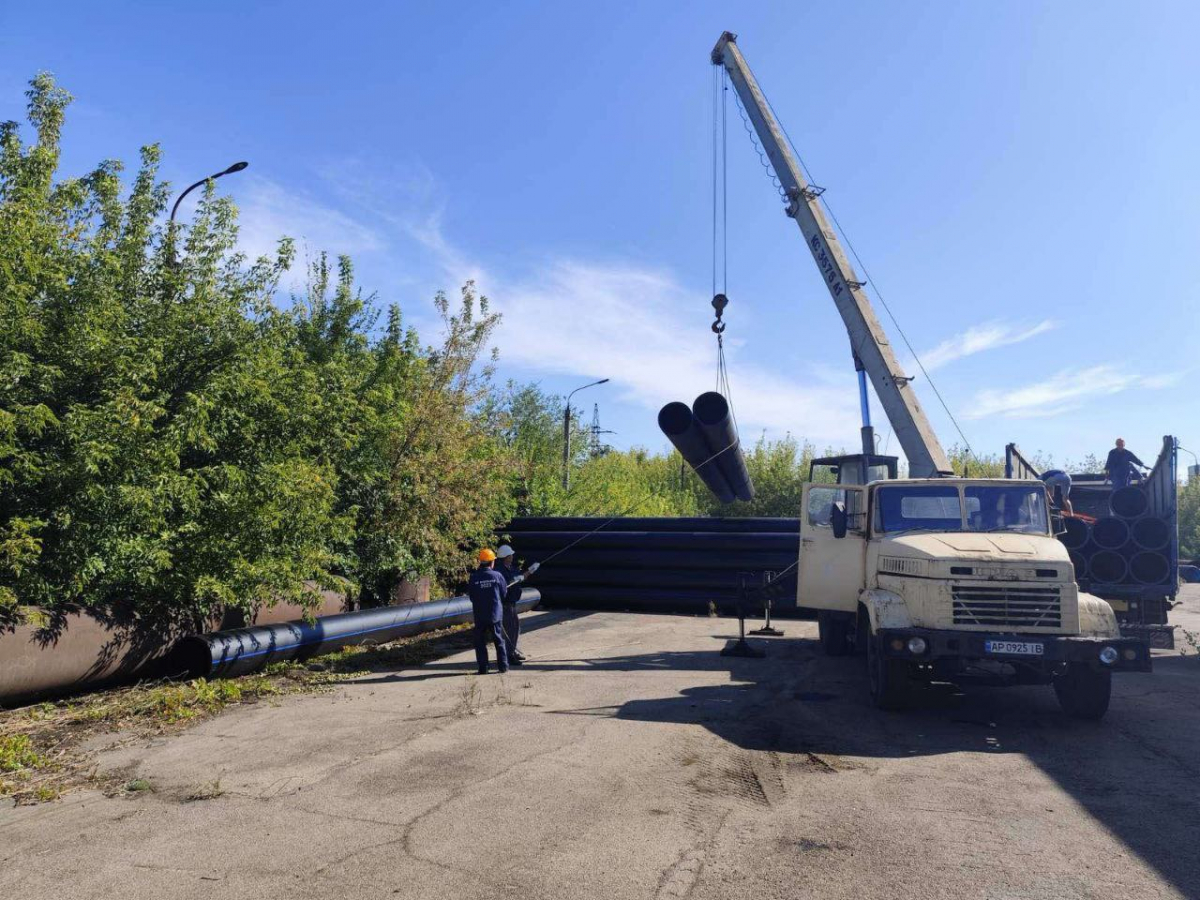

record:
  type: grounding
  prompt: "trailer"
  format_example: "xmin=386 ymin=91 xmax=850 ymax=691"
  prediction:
xmin=1005 ymin=436 xmax=1179 ymax=648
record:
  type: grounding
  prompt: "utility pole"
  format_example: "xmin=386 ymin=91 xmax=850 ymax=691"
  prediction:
xmin=563 ymin=378 xmax=609 ymax=490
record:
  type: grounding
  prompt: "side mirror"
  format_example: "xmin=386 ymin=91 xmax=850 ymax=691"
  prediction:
xmin=830 ymin=501 xmax=848 ymax=539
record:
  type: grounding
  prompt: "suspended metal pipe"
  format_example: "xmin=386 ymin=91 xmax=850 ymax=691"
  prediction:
xmin=658 ymin=402 xmax=736 ymax=502
xmin=692 ymin=391 xmax=754 ymax=502
xmin=171 ymin=589 xmax=541 ymax=680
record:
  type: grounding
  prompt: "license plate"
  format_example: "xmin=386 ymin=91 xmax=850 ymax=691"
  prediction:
xmin=985 ymin=639 xmax=1044 ymax=656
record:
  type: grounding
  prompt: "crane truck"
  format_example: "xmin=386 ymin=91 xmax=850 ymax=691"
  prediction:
xmin=711 ymin=32 xmax=1151 ymax=717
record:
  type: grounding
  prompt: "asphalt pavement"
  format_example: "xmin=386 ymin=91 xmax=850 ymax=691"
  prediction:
xmin=2 ymin=586 xmax=1198 ymax=900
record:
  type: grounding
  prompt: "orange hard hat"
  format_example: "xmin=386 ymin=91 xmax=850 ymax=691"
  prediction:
xmin=478 ymin=548 xmax=497 ymax=562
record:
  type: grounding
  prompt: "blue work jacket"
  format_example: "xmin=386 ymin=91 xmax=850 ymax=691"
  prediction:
xmin=467 ymin=565 xmax=507 ymax=624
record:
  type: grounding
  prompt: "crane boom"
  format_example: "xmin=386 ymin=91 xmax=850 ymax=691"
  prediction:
xmin=712 ymin=32 xmax=953 ymax=478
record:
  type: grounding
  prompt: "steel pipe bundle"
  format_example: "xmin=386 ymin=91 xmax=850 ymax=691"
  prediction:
xmin=1129 ymin=552 xmax=1171 ymax=585
xmin=1131 ymin=517 xmax=1171 ymax=551
xmin=171 ymin=589 xmax=541 ymax=680
xmin=658 ymin=392 xmax=753 ymax=503
xmin=1111 ymin=486 xmax=1150 ymax=519
xmin=1060 ymin=517 xmax=1090 ymax=551
xmin=504 ymin=517 xmax=798 ymax=615
xmin=1088 ymin=550 xmax=1128 ymax=584
xmin=1091 ymin=517 xmax=1130 ymax=550
xmin=1068 ymin=551 xmax=1087 ymax=579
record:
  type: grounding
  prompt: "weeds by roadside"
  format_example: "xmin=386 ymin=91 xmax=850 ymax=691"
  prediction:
xmin=1179 ymin=628 xmax=1200 ymax=662
xmin=0 ymin=621 xmax=475 ymax=805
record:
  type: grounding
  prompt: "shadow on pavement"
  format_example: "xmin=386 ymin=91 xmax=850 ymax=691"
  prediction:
xmin=528 ymin=634 xmax=1200 ymax=894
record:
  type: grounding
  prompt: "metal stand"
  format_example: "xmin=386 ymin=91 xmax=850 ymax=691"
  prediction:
xmin=749 ymin=571 xmax=785 ymax=636
xmin=721 ymin=573 xmax=766 ymax=658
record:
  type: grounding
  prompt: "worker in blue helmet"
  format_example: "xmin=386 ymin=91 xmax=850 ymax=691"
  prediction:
xmin=496 ymin=545 xmax=540 ymax=665
xmin=468 ymin=549 xmax=509 ymax=675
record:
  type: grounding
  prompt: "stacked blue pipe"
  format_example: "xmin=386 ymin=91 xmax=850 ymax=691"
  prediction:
xmin=503 ymin=517 xmax=798 ymax=615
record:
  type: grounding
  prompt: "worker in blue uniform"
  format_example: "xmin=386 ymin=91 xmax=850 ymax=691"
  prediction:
xmin=1104 ymin=438 xmax=1148 ymax=489
xmin=1040 ymin=469 xmax=1074 ymax=516
xmin=467 ymin=549 xmax=508 ymax=675
xmin=495 ymin=545 xmax=539 ymax=665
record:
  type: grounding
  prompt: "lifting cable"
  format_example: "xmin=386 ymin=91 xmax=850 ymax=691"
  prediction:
xmin=711 ymin=66 xmax=741 ymax=435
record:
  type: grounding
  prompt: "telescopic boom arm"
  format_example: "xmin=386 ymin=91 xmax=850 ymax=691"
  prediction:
xmin=712 ymin=32 xmax=953 ymax=478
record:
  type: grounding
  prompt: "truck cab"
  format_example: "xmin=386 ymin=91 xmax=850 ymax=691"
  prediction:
xmin=797 ymin=471 xmax=1151 ymax=717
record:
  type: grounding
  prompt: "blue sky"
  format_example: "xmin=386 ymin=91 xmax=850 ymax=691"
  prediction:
xmin=3 ymin=2 xmax=1197 ymax=473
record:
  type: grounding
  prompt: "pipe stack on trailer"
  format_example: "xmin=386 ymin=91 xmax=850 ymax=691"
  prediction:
xmin=1007 ymin=437 xmax=1179 ymax=636
xmin=501 ymin=517 xmax=799 ymax=614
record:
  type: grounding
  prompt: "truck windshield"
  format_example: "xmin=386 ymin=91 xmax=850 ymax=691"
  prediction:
xmin=875 ymin=486 xmax=962 ymax=533
xmin=874 ymin=484 xmax=1049 ymax=534
xmin=964 ymin=485 xmax=1048 ymax=534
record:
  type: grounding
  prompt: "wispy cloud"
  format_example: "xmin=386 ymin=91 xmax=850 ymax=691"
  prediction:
xmin=967 ymin=365 xmax=1182 ymax=419
xmin=918 ymin=319 xmax=1057 ymax=371
xmin=409 ymin=219 xmax=861 ymax=446
xmin=234 ymin=177 xmax=385 ymax=263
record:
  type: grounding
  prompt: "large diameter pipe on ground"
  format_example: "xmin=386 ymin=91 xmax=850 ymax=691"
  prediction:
xmin=172 ymin=589 xmax=541 ymax=680
xmin=1129 ymin=552 xmax=1171 ymax=585
xmin=1131 ymin=517 xmax=1171 ymax=552
xmin=1087 ymin=550 xmax=1128 ymax=585
xmin=508 ymin=531 xmax=800 ymax=553
xmin=658 ymin=402 xmax=736 ymax=503
xmin=1110 ymin=486 xmax=1150 ymax=519
xmin=1091 ymin=517 xmax=1130 ymax=550
xmin=1059 ymin=517 xmax=1090 ymax=551
xmin=504 ymin=517 xmax=800 ymax=534
xmin=692 ymin=392 xmax=754 ymax=502
xmin=0 ymin=611 xmax=186 ymax=706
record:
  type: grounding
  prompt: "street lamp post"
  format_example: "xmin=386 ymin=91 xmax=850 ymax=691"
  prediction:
xmin=169 ymin=161 xmax=250 ymax=224
xmin=563 ymin=378 xmax=609 ymax=491
xmin=168 ymin=162 xmax=249 ymax=265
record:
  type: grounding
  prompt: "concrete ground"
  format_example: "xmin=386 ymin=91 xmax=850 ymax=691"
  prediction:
xmin=3 ymin=587 xmax=1199 ymax=900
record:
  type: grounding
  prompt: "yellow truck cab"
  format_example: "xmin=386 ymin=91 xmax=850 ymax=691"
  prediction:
xmin=797 ymin=458 xmax=1151 ymax=718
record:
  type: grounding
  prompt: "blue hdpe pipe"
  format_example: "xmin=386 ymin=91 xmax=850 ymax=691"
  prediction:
xmin=173 ymin=589 xmax=541 ymax=679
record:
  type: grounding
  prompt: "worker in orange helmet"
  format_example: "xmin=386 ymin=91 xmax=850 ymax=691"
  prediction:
xmin=467 ymin=549 xmax=509 ymax=674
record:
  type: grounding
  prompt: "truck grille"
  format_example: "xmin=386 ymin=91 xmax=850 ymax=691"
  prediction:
xmin=951 ymin=584 xmax=1061 ymax=629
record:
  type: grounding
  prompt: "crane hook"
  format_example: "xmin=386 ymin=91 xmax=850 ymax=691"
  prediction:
xmin=711 ymin=293 xmax=728 ymax=334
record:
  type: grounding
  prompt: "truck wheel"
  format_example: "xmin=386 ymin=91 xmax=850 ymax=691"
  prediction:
xmin=1053 ymin=664 xmax=1112 ymax=720
xmin=867 ymin=633 xmax=909 ymax=710
xmin=818 ymin=611 xmax=851 ymax=656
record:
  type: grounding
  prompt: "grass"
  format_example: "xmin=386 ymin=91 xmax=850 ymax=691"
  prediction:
xmin=0 ymin=620 xmax=476 ymax=805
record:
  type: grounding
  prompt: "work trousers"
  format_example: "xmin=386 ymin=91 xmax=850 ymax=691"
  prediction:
xmin=502 ymin=602 xmax=520 ymax=656
xmin=473 ymin=620 xmax=508 ymax=673
xmin=1112 ymin=467 xmax=1136 ymax=489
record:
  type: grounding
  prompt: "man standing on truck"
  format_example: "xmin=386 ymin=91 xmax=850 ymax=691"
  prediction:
xmin=1041 ymin=468 xmax=1074 ymax=515
xmin=1104 ymin=438 xmax=1148 ymax=489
